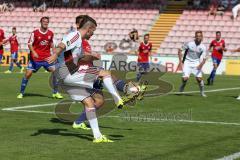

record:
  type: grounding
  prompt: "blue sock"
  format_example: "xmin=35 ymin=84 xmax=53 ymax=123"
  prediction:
xmin=9 ymin=62 xmax=14 ymax=71
xmin=75 ymin=108 xmax=87 ymax=124
xmin=0 ymin=54 xmax=2 ymax=63
xmin=15 ymin=62 xmax=22 ymax=69
xmin=52 ymin=74 xmax=58 ymax=94
xmin=114 ymin=79 xmax=126 ymax=92
xmin=75 ymin=106 xmax=98 ymax=124
xmin=209 ymin=69 xmax=216 ymax=81
xmin=20 ymin=77 xmax=29 ymax=94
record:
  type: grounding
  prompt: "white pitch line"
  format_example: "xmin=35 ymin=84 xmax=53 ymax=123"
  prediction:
xmin=3 ymin=109 xmax=240 ymax=126
xmin=172 ymin=87 xmax=240 ymax=94
xmin=2 ymin=87 xmax=240 ymax=111
xmin=106 ymin=115 xmax=240 ymax=126
xmin=1 ymin=101 xmax=76 ymax=111
xmin=2 ymin=103 xmax=58 ymax=111
xmin=139 ymin=87 xmax=240 ymax=97
xmin=216 ymin=152 xmax=240 ymax=160
xmin=4 ymin=109 xmax=79 ymax=115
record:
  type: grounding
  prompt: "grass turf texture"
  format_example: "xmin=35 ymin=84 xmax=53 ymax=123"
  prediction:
xmin=0 ymin=66 xmax=240 ymax=160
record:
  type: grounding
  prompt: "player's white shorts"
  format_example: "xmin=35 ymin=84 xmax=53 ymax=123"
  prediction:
xmin=63 ymin=67 xmax=100 ymax=89
xmin=182 ymin=61 xmax=202 ymax=78
xmin=61 ymin=85 xmax=100 ymax=101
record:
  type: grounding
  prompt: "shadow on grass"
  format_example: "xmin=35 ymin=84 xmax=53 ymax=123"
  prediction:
xmin=49 ymin=118 xmax=133 ymax=131
xmin=24 ymin=93 xmax=52 ymax=98
xmin=224 ymin=95 xmax=239 ymax=99
xmin=173 ymin=93 xmax=194 ymax=97
xmin=31 ymin=128 xmax=93 ymax=141
xmin=31 ymin=128 xmax=124 ymax=141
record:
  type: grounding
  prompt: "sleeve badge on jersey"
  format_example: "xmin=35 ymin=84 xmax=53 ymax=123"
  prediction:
xmin=67 ymin=41 xmax=71 ymax=46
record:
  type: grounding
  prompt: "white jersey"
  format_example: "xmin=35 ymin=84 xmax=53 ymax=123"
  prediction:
xmin=181 ymin=41 xmax=207 ymax=65
xmin=62 ymin=31 xmax=83 ymax=65
xmin=233 ymin=4 xmax=240 ymax=11
xmin=56 ymin=31 xmax=83 ymax=80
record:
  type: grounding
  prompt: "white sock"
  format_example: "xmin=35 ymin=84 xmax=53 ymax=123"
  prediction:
xmin=103 ymin=75 xmax=121 ymax=104
xmin=85 ymin=107 xmax=102 ymax=139
xmin=199 ymin=80 xmax=204 ymax=94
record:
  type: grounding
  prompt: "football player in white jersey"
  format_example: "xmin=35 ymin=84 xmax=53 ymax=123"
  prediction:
xmin=178 ymin=31 xmax=208 ymax=97
xmin=46 ymin=15 xmax=127 ymax=143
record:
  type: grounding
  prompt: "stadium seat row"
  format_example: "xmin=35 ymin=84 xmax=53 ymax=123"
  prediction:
xmin=14 ymin=7 xmax=158 ymax=14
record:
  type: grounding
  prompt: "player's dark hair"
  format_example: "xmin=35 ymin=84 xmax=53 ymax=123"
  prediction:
xmin=76 ymin=15 xmax=85 ymax=25
xmin=195 ymin=30 xmax=202 ymax=36
xmin=144 ymin=34 xmax=149 ymax=37
xmin=40 ymin=16 xmax=49 ymax=22
xmin=78 ymin=15 xmax=97 ymax=29
xmin=216 ymin=31 xmax=221 ymax=35
xmin=12 ymin=27 xmax=16 ymax=30
xmin=76 ymin=15 xmax=85 ymax=29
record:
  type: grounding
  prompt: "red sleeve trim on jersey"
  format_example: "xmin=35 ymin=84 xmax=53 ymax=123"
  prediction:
xmin=70 ymin=33 xmax=79 ymax=44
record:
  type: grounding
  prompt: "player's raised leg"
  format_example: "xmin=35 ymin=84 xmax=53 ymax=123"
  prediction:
xmin=98 ymin=70 xmax=125 ymax=108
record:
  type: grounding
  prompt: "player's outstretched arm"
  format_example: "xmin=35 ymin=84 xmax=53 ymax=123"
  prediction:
xmin=46 ymin=42 xmax=66 ymax=64
xmin=229 ymin=48 xmax=240 ymax=52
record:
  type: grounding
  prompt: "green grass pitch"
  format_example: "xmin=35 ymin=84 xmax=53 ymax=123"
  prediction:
xmin=0 ymin=66 xmax=240 ymax=160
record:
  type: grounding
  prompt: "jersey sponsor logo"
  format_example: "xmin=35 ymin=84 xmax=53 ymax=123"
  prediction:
xmin=40 ymin=40 xmax=49 ymax=46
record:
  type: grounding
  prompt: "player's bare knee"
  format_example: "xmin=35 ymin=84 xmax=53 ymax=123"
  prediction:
xmin=95 ymin=99 xmax=104 ymax=109
xmin=93 ymin=94 xmax=104 ymax=108
xmin=82 ymin=97 xmax=95 ymax=108
xmin=25 ymin=70 xmax=33 ymax=79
